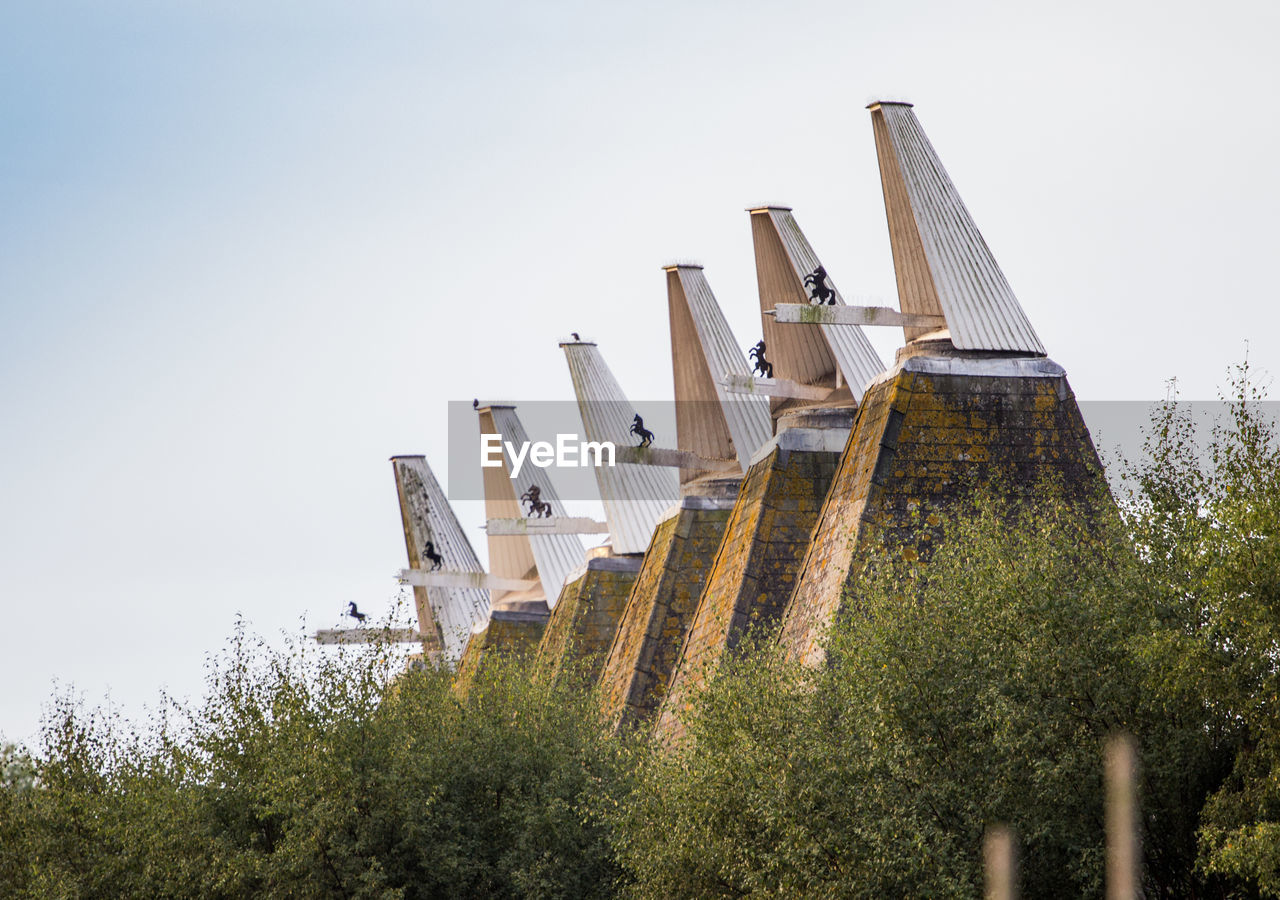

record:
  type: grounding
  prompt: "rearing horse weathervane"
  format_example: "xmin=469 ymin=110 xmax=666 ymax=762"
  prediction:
xmin=520 ymin=485 xmax=553 ymax=518
xmin=749 ymin=340 xmax=773 ymax=378
xmin=803 ymin=265 xmax=837 ymax=305
xmin=630 ymin=414 xmax=655 ymax=447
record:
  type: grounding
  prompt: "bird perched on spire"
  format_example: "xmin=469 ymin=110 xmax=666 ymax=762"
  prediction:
xmin=571 ymin=332 xmax=580 ymax=341
xmin=472 ymin=398 xmax=479 ymax=409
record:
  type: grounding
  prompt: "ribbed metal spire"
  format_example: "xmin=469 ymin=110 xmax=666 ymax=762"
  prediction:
xmin=476 ymin=405 xmax=586 ymax=606
xmin=665 ymin=265 xmax=772 ymax=476
xmin=748 ymin=206 xmax=885 ymax=399
xmin=559 ymin=340 xmax=681 ymax=555
xmin=868 ymin=101 xmax=1045 ymax=354
xmin=390 ymin=456 xmax=490 ymax=660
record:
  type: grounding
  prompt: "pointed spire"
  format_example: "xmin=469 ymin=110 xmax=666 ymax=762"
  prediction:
xmin=868 ymin=101 xmax=1045 ymax=354
xmin=748 ymin=206 xmax=885 ymax=399
xmin=559 ymin=340 xmax=681 ymax=554
xmin=390 ymin=456 xmax=490 ymax=659
xmin=475 ymin=404 xmax=586 ymax=606
xmin=664 ymin=264 xmax=772 ymax=478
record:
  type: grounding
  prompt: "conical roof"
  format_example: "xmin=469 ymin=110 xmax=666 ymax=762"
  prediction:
xmin=390 ymin=455 xmax=490 ymax=659
xmin=559 ymin=340 xmax=681 ymax=555
xmin=748 ymin=206 xmax=885 ymax=399
xmin=868 ymin=101 xmax=1045 ymax=354
xmin=476 ymin=404 xmax=586 ymax=606
xmin=665 ymin=264 xmax=772 ymax=477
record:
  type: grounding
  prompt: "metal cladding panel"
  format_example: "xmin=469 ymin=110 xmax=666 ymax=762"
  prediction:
xmin=668 ymin=278 xmax=734 ymax=486
xmin=765 ymin=208 xmax=886 ymax=396
xmin=480 ymin=406 xmax=587 ymax=606
xmin=870 ymin=103 xmax=1046 ymax=354
xmin=560 ymin=342 xmax=681 ymax=555
xmin=871 ymin=110 xmax=944 ymax=342
xmin=669 ymin=267 xmax=772 ymax=473
xmin=391 ymin=456 xmax=490 ymax=660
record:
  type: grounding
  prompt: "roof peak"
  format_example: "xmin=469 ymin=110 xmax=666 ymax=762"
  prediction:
xmin=869 ymin=102 xmax=1045 ymax=355
xmin=747 ymin=206 xmax=885 ymax=399
xmin=560 ymin=341 xmax=680 ymax=554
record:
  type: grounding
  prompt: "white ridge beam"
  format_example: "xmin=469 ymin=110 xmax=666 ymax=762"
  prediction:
xmin=613 ymin=445 xmax=739 ymax=473
xmin=314 ymin=628 xmax=424 ymax=645
xmin=721 ymin=374 xmax=833 ymax=401
xmin=770 ymin=304 xmax=946 ymax=329
xmin=398 ymin=570 xmax=537 ymax=592
xmin=485 ymin=517 xmax=610 ymax=536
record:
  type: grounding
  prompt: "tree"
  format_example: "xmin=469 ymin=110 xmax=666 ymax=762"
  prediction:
xmin=613 ymin=476 xmax=1230 ymax=897
xmin=1123 ymin=364 xmax=1280 ymax=894
xmin=0 ymin=620 xmax=630 ymax=899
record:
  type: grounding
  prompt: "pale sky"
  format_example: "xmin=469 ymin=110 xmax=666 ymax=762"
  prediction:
xmin=3 ymin=0 xmax=1278 ymax=746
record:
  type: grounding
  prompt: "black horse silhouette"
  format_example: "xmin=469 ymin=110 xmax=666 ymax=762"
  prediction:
xmin=520 ymin=485 xmax=552 ymax=518
xmin=749 ymin=340 xmax=773 ymax=378
xmin=423 ymin=540 xmax=443 ymax=570
xmin=630 ymin=414 xmax=654 ymax=447
xmin=347 ymin=601 xmax=367 ymax=624
xmin=803 ymin=265 xmax=837 ymax=305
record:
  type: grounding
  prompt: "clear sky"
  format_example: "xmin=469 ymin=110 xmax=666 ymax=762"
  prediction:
xmin=3 ymin=0 xmax=1278 ymax=746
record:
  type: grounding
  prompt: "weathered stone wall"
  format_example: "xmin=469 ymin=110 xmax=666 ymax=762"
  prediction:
xmin=452 ymin=609 xmax=548 ymax=697
xmin=596 ymin=499 xmax=734 ymax=732
xmin=654 ymin=436 xmax=842 ymax=741
xmin=536 ymin=556 xmax=643 ymax=687
xmin=778 ymin=351 xmax=1108 ymax=667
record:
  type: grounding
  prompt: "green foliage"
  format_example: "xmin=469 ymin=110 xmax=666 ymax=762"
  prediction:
xmin=0 ymin=622 xmax=626 ymax=899
xmin=0 ymin=742 xmax=37 ymax=890
xmin=609 ymin=641 xmax=819 ymax=897
xmin=1123 ymin=363 xmax=1280 ymax=894
xmin=1 ymin=741 xmax=35 ymax=793
xmin=613 ymin=485 xmax=1206 ymax=898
